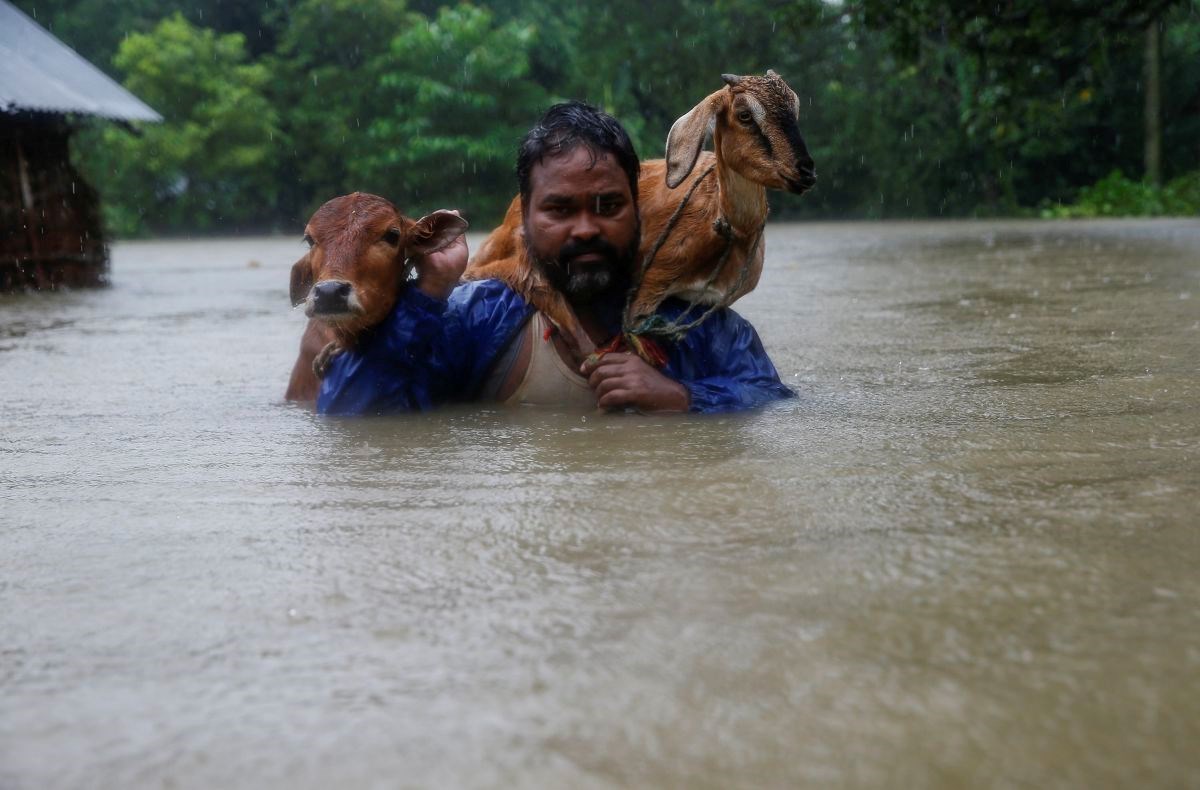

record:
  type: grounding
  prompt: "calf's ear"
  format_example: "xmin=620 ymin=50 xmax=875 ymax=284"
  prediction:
xmin=406 ymin=209 xmax=469 ymax=255
xmin=290 ymin=253 xmax=314 ymax=306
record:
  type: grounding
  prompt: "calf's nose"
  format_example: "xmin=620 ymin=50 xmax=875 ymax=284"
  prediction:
xmin=311 ymin=280 xmax=353 ymax=314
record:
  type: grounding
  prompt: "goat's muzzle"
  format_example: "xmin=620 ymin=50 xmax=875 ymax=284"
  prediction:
xmin=306 ymin=279 xmax=363 ymax=320
xmin=788 ymin=161 xmax=818 ymax=195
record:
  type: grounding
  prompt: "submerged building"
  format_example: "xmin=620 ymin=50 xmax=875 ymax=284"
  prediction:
xmin=0 ymin=0 xmax=160 ymax=291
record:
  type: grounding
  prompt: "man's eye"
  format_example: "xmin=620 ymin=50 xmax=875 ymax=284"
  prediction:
xmin=595 ymin=201 xmax=621 ymax=216
xmin=548 ymin=205 xmax=572 ymax=216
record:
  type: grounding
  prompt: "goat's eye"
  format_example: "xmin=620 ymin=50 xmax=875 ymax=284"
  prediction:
xmin=737 ymin=110 xmax=754 ymax=124
xmin=303 ymin=234 xmax=315 ymax=248
xmin=382 ymin=228 xmax=402 ymax=246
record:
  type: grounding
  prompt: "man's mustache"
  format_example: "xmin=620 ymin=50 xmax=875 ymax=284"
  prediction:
xmin=556 ymin=237 xmax=621 ymax=266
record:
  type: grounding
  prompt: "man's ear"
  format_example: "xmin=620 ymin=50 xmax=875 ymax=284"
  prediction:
xmin=406 ymin=209 xmax=469 ymax=256
xmin=665 ymin=91 xmax=720 ymax=189
xmin=289 ymin=253 xmax=314 ymax=306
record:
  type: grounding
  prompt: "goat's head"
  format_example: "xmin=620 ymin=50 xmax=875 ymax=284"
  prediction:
xmin=289 ymin=192 xmax=467 ymax=337
xmin=665 ymin=70 xmax=816 ymax=195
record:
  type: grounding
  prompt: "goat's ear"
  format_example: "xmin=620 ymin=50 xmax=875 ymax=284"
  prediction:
xmin=289 ymin=253 xmax=314 ymax=306
xmin=665 ymin=94 xmax=718 ymax=189
xmin=406 ymin=209 xmax=469 ymax=255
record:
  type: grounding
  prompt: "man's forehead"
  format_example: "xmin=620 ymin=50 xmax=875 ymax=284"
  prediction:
xmin=529 ymin=146 xmax=629 ymax=195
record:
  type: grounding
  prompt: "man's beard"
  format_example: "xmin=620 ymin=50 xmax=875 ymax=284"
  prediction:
xmin=525 ymin=228 xmax=638 ymax=304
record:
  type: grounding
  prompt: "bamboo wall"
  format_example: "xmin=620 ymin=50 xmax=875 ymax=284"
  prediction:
xmin=1 ymin=114 xmax=108 ymax=292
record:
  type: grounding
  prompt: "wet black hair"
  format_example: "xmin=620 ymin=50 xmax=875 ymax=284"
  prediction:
xmin=516 ymin=101 xmax=640 ymax=208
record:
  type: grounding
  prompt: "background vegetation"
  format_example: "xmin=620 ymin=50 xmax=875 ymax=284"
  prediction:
xmin=15 ymin=0 xmax=1200 ymax=235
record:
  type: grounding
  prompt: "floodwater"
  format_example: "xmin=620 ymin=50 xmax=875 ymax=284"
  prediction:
xmin=2 ymin=220 xmax=1198 ymax=789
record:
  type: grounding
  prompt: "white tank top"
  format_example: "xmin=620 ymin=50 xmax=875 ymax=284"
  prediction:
xmin=501 ymin=313 xmax=597 ymax=409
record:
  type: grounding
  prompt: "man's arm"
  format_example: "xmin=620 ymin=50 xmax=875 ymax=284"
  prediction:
xmin=316 ymin=287 xmax=456 ymax=415
xmin=316 ymin=233 xmax=470 ymax=415
xmin=579 ymin=307 xmax=792 ymax=414
xmin=317 ymin=230 xmax=529 ymax=416
xmin=581 ymin=352 xmax=691 ymax=412
xmin=667 ymin=307 xmax=795 ymax=413
xmin=317 ymin=280 xmax=534 ymax=415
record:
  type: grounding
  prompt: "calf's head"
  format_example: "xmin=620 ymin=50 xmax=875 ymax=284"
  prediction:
xmin=666 ymin=70 xmax=817 ymax=195
xmin=289 ymin=193 xmax=467 ymax=337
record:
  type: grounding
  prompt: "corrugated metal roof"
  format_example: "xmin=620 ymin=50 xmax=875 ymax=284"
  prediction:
xmin=0 ymin=0 xmax=161 ymax=122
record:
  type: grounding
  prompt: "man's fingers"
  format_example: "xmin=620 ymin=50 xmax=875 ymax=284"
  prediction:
xmin=580 ymin=351 xmax=635 ymax=376
xmin=593 ymin=374 xmax=631 ymax=398
xmin=597 ymin=388 xmax=633 ymax=409
xmin=587 ymin=359 xmax=638 ymax=390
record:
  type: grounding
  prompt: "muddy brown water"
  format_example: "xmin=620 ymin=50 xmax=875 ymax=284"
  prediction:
xmin=2 ymin=220 xmax=1198 ymax=789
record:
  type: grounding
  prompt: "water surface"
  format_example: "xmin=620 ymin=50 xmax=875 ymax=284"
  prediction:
xmin=2 ymin=220 xmax=1198 ymax=788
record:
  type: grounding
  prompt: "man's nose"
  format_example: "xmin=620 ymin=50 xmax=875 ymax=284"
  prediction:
xmin=569 ymin=211 xmax=601 ymax=240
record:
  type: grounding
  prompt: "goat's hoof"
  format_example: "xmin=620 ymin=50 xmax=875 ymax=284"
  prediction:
xmin=312 ymin=341 xmax=344 ymax=379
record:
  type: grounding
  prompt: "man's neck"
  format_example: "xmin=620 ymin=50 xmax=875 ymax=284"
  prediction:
xmin=573 ymin=303 xmax=611 ymax=347
xmin=568 ymin=290 xmax=624 ymax=342
xmin=545 ymin=290 xmax=624 ymax=365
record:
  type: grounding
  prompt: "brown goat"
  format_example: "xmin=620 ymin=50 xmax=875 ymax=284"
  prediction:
xmin=285 ymin=192 xmax=468 ymax=402
xmin=465 ymin=70 xmax=815 ymax=354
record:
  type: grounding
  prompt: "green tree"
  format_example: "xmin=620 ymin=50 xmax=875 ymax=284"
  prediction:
xmin=76 ymin=14 xmax=280 ymax=234
xmin=25 ymin=0 xmax=1197 ymax=232
xmin=355 ymin=3 xmax=552 ymax=220
xmin=11 ymin=0 xmax=291 ymax=76
xmin=851 ymin=0 xmax=1195 ymax=209
xmin=271 ymin=0 xmax=415 ymax=219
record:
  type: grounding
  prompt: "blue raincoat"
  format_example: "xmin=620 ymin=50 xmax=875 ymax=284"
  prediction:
xmin=317 ymin=279 xmax=794 ymax=415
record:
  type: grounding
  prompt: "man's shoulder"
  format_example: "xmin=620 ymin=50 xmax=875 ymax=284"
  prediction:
xmin=446 ymin=277 xmax=534 ymax=328
xmin=656 ymin=297 xmax=755 ymax=334
xmin=450 ymin=277 xmax=528 ymax=308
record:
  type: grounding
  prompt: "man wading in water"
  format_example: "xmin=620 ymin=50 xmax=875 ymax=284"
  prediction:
xmin=317 ymin=102 xmax=793 ymax=414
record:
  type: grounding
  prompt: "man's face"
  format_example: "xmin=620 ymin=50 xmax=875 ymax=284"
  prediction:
xmin=523 ymin=145 xmax=638 ymax=303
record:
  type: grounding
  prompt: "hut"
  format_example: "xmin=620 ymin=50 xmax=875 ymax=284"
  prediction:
xmin=0 ymin=0 xmax=160 ymax=291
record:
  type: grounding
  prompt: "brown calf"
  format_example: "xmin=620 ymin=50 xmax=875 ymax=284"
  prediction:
xmin=465 ymin=70 xmax=816 ymax=353
xmin=285 ymin=192 xmax=468 ymax=402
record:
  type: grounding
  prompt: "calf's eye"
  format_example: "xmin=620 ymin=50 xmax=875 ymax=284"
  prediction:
xmin=303 ymin=234 xmax=315 ymax=248
xmin=737 ymin=110 xmax=754 ymax=124
xmin=382 ymin=228 xmax=402 ymax=246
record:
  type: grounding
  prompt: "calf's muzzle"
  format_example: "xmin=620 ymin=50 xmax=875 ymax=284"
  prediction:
xmin=309 ymin=279 xmax=356 ymax=317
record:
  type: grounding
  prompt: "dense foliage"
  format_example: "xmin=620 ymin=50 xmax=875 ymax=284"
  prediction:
xmin=16 ymin=0 xmax=1200 ymax=235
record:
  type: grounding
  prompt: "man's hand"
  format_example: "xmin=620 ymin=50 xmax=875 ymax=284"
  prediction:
xmin=580 ymin=352 xmax=690 ymax=413
xmin=414 ymin=211 xmax=469 ymax=301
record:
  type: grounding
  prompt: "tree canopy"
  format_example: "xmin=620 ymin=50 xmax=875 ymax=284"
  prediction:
xmin=17 ymin=0 xmax=1200 ymax=235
